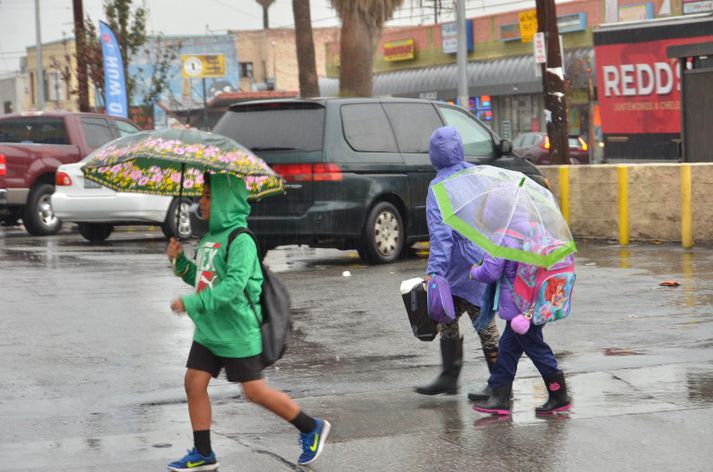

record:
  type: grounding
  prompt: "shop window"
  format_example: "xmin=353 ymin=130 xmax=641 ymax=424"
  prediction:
xmin=239 ymin=62 xmax=254 ymax=79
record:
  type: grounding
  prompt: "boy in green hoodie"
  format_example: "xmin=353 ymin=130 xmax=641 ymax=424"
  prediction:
xmin=166 ymin=172 xmax=330 ymax=471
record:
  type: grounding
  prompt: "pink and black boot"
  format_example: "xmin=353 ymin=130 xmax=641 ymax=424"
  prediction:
xmin=472 ymin=383 xmax=512 ymax=416
xmin=535 ymin=371 xmax=571 ymax=414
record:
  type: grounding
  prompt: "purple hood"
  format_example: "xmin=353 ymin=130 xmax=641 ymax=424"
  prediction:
xmin=426 ymin=127 xmax=485 ymax=308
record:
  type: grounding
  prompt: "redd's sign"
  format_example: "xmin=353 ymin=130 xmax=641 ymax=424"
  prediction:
xmin=601 ymin=62 xmax=678 ymax=97
xmin=595 ymin=35 xmax=713 ymax=134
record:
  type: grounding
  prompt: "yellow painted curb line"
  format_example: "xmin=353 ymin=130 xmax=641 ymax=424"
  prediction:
xmin=617 ymin=165 xmax=629 ymax=246
xmin=681 ymin=164 xmax=693 ymax=249
xmin=559 ymin=166 xmax=570 ymax=225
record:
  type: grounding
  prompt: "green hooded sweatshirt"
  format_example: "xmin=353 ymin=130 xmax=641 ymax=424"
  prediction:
xmin=173 ymin=173 xmax=263 ymax=358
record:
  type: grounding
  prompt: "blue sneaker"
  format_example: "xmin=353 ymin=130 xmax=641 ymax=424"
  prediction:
xmin=298 ymin=418 xmax=331 ymax=465
xmin=167 ymin=448 xmax=219 ymax=471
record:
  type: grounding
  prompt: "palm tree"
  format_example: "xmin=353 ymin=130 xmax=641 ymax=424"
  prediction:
xmin=292 ymin=0 xmax=319 ymax=97
xmin=330 ymin=0 xmax=404 ymax=97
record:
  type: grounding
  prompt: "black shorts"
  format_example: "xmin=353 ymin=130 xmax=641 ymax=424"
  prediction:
xmin=186 ymin=341 xmax=263 ymax=383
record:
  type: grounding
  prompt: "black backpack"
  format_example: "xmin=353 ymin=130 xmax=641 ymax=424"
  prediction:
xmin=226 ymin=227 xmax=292 ymax=367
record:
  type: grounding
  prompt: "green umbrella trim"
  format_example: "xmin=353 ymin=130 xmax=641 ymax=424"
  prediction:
xmin=432 ymin=180 xmax=576 ymax=268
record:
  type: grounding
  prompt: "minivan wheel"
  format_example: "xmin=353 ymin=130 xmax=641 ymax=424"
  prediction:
xmin=360 ymin=201 xmax=405 ymax=265
xmin=78 ymin=223 xmax=113 ymax=242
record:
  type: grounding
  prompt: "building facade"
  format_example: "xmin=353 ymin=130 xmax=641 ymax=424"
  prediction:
xmin=0 ymin=72 xmax=28 ymax=115
xmin=321 ymin=0 xmax=685 ymax=160
xmin=22 ymin=38 xmax=88 ymax=112
xmin=233 ymin=26 xmax=340 ymax=94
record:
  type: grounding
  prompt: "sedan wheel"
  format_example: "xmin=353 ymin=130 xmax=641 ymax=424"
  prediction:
xmin=162 ymin=198 xmax=193 ymax=239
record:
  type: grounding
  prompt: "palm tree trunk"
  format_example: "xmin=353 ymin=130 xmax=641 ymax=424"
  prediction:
xmin=339 ymin=10 xmax=376 ymax=97
xmin=292 ymin=0 xmax=319 ymax=97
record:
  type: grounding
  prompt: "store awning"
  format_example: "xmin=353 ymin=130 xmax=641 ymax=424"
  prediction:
xmin=319 ymin=48 xmax=594 ymax=98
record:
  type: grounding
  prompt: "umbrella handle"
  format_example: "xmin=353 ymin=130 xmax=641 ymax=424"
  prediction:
xmin=176 ymin=163 xmax=185 ymax=241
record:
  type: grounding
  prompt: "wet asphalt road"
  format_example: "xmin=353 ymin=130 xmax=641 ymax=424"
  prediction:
xmin=1 ymin=225 xmax=713 ymax=471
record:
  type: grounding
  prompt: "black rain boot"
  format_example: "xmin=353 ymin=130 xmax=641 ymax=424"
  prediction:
xmin=468 ymin=347 xmax=499 ymax=402
xmin=535 ymin=371 xmax=571 ymax=414
xmin=415 ymin=337 xmax=463 ymax=395
xmin=472 ymin=384 xmax=512 ymax=415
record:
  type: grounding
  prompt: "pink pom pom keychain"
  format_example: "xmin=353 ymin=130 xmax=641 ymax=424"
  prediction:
xmin=511 ymin=310 xmax=533 ymax=335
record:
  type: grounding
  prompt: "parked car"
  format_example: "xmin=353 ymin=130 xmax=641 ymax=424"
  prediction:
xmin=512 ymin=132 xmax=589 ymax=165
xmin=51 ymin=156 xmax=194 ymax=242
xmin=0 ymin=111 xmax=141 ymax=235
xmin=213 ymin=97 xmax=549 ymax=264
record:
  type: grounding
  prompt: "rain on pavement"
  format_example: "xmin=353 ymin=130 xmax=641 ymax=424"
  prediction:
xmin=1 ymin=225 xmax=713 ymax=471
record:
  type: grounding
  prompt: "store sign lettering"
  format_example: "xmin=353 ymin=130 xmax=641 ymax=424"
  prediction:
xmin=602 ymin=62 xmax=679 ymax=97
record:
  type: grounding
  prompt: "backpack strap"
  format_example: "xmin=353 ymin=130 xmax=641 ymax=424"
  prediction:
xmin=225 ymin=226 xmax=263 ymax=327
xmin=226 ymin=227 xmax=260 ymax=261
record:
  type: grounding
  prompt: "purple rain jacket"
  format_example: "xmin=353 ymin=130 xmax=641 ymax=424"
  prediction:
xmin=425 ymin=126 xmax=486 ymax=308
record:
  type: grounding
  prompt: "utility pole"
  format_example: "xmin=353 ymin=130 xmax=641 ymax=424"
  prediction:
xmin=73 ymin=0 xmax=90 ymax=112
xmin=34 ymin=0 xmax=45 ymax=111
xmin=456 ymin=0 xmax=468 ymax=108
xmin=536 ymin=0 xmax=569 ymax=165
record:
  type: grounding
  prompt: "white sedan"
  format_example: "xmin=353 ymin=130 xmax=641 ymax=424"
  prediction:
xmin=52 ymin=158 xmax=194 ymax=242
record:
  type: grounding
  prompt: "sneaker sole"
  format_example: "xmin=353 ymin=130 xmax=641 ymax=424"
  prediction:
xmin=298 ymin=420 xmax=331 ymax=465
xmin=167 ymin=462 xmax=219 ymax=472
xmin=473 ymin=406 xmax=511 ymax=416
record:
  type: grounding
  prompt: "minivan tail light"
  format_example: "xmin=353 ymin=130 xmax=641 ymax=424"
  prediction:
xmin=271 ymin=163 xmax=343 ymax=182
xmin=55 ymin=171 xmax=72 ymax=186
xmin=272 ymin=164 xmax=313 ymax=182
xmin=0 ymin=154 xmax=6 ymax=176
xmin=313 ymin=163 xmax=343 ymax=181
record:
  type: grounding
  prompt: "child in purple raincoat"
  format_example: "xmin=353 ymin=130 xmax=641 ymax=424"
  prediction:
xmin=415 ymin=126 xmax=501 ymax=400
xmin=469 ymin=194 xmax=572 ymax=415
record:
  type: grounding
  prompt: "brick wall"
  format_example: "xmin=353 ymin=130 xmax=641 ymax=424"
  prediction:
xmin=235 ymin=27 xmax=339 ymax=93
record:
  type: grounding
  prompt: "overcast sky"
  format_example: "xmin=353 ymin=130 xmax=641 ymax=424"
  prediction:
xmin=0 ymin=0 xmax=555 ymax=73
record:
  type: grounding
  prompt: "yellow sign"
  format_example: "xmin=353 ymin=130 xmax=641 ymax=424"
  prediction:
xmin=384 ymin=39 xmax=415 ymax=62
xmin=181 ymin=54 xmax=226 ymax=79
xmin=519 ymin=10 xmax=538 ymax=43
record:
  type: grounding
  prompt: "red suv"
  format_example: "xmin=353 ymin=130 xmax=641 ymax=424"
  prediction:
xmin=512 ymin=132 xmax=589 ymax=165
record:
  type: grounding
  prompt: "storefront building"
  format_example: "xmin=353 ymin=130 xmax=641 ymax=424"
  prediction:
xmin=321 ymin=0 xmax=681 ymax=155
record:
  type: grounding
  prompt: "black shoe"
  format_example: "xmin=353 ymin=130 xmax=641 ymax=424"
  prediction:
xmin=467 ymin=346 xmax=499 ymax=401
xmin=468 ymin=385 xmax=492 ymax=402
xmin=415 ymin=337 xmax=463 ymax=395
xmin=472 ymin=384 xmax=512 ymax=415
xmin=535 ymin=371 xmax=571 ymax=414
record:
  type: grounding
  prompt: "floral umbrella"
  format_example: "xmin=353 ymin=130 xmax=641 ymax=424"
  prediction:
xmin=81 ymin=128 xmax=285 ymax=200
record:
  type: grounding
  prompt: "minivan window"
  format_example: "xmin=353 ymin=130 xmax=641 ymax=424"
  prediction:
xmin=439 ymin=106 xmax=495 ymax=156
xmin=383 ymin=103 xmax=443 ymax=153
xmin=81 ymin=117 xmax=115 ymax=148
xmin=341 ymin=104 xmax=398 ymax=153
xmin=0 ymin=117 xmax=69 ymax=144
xmin=214 ymin=105 xmax=325 ymax=151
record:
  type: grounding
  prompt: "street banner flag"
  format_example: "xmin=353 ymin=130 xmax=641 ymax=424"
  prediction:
xmin=99 ymin=21 xmax=128 ymax=118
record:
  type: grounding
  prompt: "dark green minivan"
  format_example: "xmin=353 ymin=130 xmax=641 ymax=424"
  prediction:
xmin=213 ymin=98 xmax=547 ymax=264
